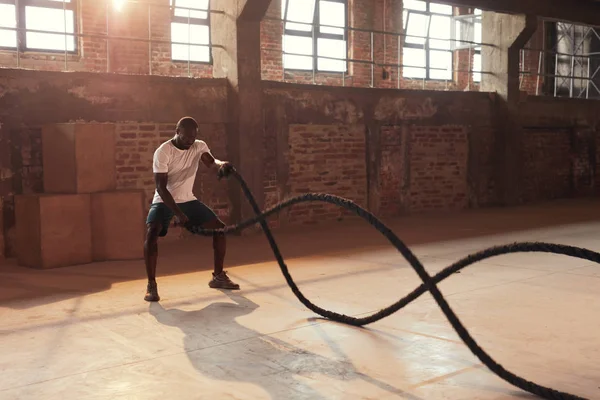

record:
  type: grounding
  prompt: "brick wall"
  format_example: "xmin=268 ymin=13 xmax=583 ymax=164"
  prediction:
xmin=262 ymin=83 xmax=496 ymax=219
xmin=261 ymin=0 xmax=283 ymax=81
xmin=274 ymin=121 xmax=469 ymax=225
xmin=0 ymin=127 xmax=45 ymax=256
xmin=363 ymin=124 xmax=471 ymax=217
xmin=108 ymin=3 xmax=150 ymax=75
xmin=518 ymin=97 xmax=600 ymax=202
xmin=81 ymin=0 xmax=109 ymax=72
xmin=522 ymin=127 xmax=597 ymax=202
xmin=406 ymin=125 xmax=469 ymax=212
xmin=454 ymin=7 xmax=479 ymax=91
xmin=115 ymin=123 xmax=170 ymax=206
xmin=349 ymin=0 xmax=402 ymax=89
xmin=0 ymin=0 xmax=212 ymax=77
xmin=1 ymin=127 xmax=44 ymax=257
xmin=286 ymin=124 xmax=367 ymax=225
xmin=8 ymin=128 xmax=44 ymax=196
xmin=572 ymin=128 xmax=596 ymax=194
xmin=522 ymin=129 xmax=572 ymax=202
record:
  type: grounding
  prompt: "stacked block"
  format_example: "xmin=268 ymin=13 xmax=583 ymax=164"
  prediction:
xmin=42 ymin=123 xmax=117 ymax=194
xmin=15 ymin=194 xmax=92 ymax=269
xmin=15 ymin=123 xmax=144 ymax=269
xmin=91 ymin=191 xmax=145 ymax=261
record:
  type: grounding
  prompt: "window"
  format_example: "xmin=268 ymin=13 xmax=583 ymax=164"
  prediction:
xmin=0 ymin=0 xmax=76 ymax=52
xmin=0 ymin=1 xmax=17 ymax=48
xmin=552 ymin=22 xmax=600 ymax=99
xmin=472 ymin=9 xmax=482 ymax=82
xmin=452 ymin=8 xmax=482 ymax=82
xmin=170 ymin=0 xmax=211 ymax=63
xmin=281 ymin=0 xmax=347 ymax=72
xmin=402 ymin=0 xmax=452 ymax=80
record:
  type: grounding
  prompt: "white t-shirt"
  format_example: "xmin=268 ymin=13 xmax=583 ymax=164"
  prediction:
xmin=151 ymin=139 xmax=210 ymax=204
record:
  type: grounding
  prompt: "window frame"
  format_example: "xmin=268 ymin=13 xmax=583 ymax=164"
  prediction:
xmin=472 ymin=49 xmax=481 ymax=83
xmin=282 ymin=0 xmax=348 ymax=73
xmin=402 ymin=0 xmax=453 ymax=81
xmin=170 ymin=0 xmax=212 ymax=65
xmin=0 ymin=0 xmax=79 ymax=54
xmin=472 ymin=9 xmax=482 ymax=83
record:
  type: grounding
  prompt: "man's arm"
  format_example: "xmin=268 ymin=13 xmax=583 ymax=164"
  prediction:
xmin=155 ymin=173 xmax=188 ymax=222
xmin=201 ymin=151 xmax=227 ymax=171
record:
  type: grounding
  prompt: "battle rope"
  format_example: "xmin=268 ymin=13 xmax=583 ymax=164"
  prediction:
xmin=184 ymin=165 xmax=594 ymax=400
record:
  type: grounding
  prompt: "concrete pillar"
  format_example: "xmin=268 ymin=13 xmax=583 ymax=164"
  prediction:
xmin=211 ymin=0 xmax=270 ymax=225
xmin=481 ymin=12 xmax=537 ymax=205
xmin=0 ymin=123 xmax=13 ymax=259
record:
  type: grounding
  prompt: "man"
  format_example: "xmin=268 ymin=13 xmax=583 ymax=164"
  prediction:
xmin=143 ymin=116 xmax=239 ymax=302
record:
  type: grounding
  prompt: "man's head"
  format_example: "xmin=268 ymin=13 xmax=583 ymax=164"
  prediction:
xmin=173 ymin=116 xmax=198 ymax=150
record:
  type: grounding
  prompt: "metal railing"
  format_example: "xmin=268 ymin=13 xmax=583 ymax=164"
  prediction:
xmin=6 ymin=2 xmax=598 ymax=99
xmin=519 ymin=47 xmax=600 ymax=99
xmin=0 ymin=0 xmax=223 ymax=77
xmin=518 ymin=20 xmax=600 ymax=99
xmin=1 ymin=2 xmax=491 ymax=91
xmin=262 ymin=15 xmax=492 ymax=90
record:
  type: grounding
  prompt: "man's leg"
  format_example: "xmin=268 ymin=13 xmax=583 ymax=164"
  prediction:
xmin=180 ymin=200 xmax=240 ymax=290
xmin=144 ymin=204 xmax=173 ymax=301
xmin=202 ymin=218 xmax=226 ymax=275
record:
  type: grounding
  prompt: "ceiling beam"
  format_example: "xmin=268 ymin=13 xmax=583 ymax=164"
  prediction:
xmin=434 ymin=0 xmax=600 ymax=26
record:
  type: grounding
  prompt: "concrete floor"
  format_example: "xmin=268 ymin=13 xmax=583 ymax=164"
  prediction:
xmin=1 ymin=199 xmax=600 ymax=400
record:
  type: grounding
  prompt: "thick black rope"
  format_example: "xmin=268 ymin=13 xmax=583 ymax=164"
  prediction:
xmin=185 ymin=165 xmax=593 ymax=400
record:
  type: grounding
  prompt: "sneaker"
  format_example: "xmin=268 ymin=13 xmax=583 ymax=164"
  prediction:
xmin=209 ymin=271 xmax=240 ymax=290
xmin=144 ymin=281 xmax=160 ymax=302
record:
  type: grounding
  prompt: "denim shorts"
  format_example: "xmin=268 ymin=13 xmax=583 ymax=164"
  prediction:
xmin=146 ymin=200 xmax=218 ymax=237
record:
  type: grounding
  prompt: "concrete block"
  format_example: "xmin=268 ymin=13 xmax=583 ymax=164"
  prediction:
xmin=15 ymin=194 xmax=92 ymax=269
xmin=42 ymin=123 xmax=116 ymax=194
xmin=91 ymin=191 xmax=145 ymax=261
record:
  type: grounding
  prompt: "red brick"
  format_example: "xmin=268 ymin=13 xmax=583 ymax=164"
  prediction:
xmin=522 ymin=129 xmax=572 ymax=202
xmin=285 ymin=124 xmax=367 ymax=226
xmin=405 ymin=126 xmax=469 ymax=212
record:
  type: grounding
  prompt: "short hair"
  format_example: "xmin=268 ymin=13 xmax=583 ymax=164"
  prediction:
xmin=176 ymin=116 xmax=199 ymax=131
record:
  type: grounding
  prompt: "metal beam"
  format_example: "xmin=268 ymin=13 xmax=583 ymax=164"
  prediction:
xmin=434 ymin=0 xmax=600 ymax=27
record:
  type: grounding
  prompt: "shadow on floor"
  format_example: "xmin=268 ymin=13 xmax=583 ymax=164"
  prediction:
xmin=2 ymin=197 xmax=600 ymax=309
xmin=148 ymin=291 xmax=424 ymax=400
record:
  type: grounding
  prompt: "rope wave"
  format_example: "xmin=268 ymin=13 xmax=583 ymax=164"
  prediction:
xmin=184 ymin=167 xmax=594 ymax=400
